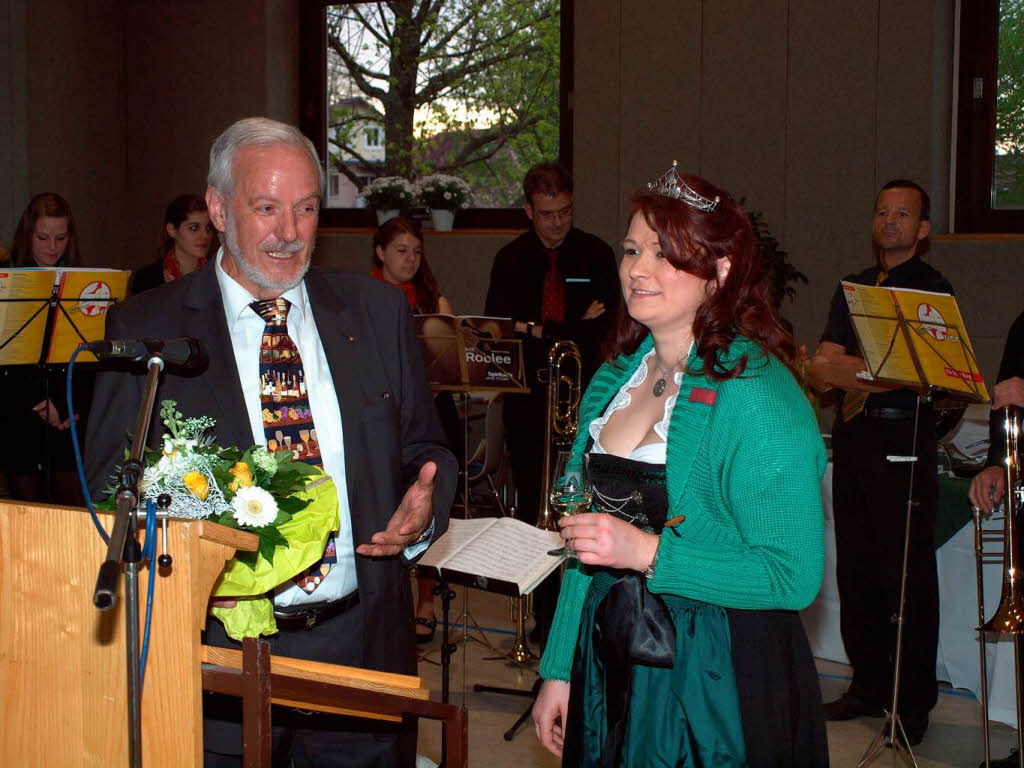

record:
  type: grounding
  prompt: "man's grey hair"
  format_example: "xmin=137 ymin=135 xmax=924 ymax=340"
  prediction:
xmin=207 ymin=117 xmax=324 ymax=198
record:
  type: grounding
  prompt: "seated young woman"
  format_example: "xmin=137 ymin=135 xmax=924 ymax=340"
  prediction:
xmin=369 ymin=215 xmax=456 ymax=643
xmin=2 ymin=193 xmax=93 ymax=505
xmin=130 ymin=193 xmax=214 ymax=294
xmin=531 ymin=167 xmax=829 ymax=767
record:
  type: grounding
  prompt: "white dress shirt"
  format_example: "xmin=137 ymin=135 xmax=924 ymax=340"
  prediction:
xmin=215 ymin=250 xmax=356 ymax=606
xmin=214 ymin=250 xmax=432 ymax=607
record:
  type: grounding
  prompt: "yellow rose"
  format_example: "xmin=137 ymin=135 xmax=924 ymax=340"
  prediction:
xmin=229 ymin=461 xmax=254 ymax=492
xmin=182 ymin=471 xmax=209 ymax=500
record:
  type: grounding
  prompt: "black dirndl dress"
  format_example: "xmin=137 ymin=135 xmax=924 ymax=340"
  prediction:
xmin=562 ymin=453 xmax=828 ymax=768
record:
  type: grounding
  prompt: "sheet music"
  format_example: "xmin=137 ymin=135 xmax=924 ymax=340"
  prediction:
xmin=420 ymin=517 xmax=563 ymax=594
xmin=418 ymin=518 xmax=497 ymax=570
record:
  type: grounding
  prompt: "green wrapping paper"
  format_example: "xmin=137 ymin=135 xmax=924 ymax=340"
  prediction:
xmin=210 ymin=474 xmax=339 ymax=640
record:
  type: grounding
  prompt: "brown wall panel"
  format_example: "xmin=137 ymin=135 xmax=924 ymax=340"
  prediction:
xmin=875 ymin=0 xmax=934 ymax=189
xmin=783 ymin=2 xmax=880 ymax=345
xmin=700 ymin=0 xmax=789 ymax=239
xmin=121 ymin=1 xmax=298 ymax=272
xmin=573 ymin=0 xmax=624 ymax=250
xmin=619 ymin=0 xmax=701 ymax=233
xmin=929 ymin=237 xmax=1024 ymax=382
xmin=25 ymin=0 xmax=127 ymax=268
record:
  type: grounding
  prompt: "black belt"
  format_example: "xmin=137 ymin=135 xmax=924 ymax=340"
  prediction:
xmin=273 ymin=591 xmax=360 ymax=631
xmin=865 ymin=407 xmax=917 ymax=422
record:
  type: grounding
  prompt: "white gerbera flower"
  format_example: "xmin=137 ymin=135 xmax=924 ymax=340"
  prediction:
xmin=231 ymin=486 xmax=278 ymax=527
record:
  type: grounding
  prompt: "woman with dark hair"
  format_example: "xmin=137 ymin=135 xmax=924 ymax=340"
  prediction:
xmin=370 ymin=215 xmax=452 ymax=315
xmin=369 ymin=215 xmax=454 ymax=642
xmin=532 ymin=166 xmax=828 ymax=767
xmin=3 ymin=193 xmax=90 ymax=504
xmin=9 ymin=192 xmax=81 ymax=267
xmin=130 ymin=193 xmax=213 ymax=294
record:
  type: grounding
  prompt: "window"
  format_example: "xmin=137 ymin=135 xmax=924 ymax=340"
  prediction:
xmin=300 ymin=0 xmax=573 ymax=228
xmin=954 ymin=0 xmax=1024 ymax=231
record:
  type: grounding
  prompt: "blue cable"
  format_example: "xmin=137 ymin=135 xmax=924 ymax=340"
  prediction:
xmin=140 ymin=497 xmax=157 ymax=687
xmin=67 ymin=345 xmax=108 ymax=542
xmin=68 ymin=345 xmax=156 ymax=684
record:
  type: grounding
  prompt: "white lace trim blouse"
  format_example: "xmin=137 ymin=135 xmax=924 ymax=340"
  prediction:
xmin=589 ymin=348 xmax=681 ymax=464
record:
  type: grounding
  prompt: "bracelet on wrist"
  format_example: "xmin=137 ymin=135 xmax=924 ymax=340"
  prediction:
xmin=643 ymin=537 xmax=661 ymax=580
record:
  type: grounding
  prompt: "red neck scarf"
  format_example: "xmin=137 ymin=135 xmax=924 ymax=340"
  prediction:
xmin=163 ymin=248 xmax=207 ymax=283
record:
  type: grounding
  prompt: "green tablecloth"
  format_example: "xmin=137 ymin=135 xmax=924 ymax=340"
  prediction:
xmin=936 ymin=469 xmax=972 ymax=549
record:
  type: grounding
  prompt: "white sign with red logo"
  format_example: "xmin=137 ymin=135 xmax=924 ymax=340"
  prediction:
xmin=79 ymin=281 xmax=111 ymax=317
xmin=916 ymin=302 xmax=947 ymax=341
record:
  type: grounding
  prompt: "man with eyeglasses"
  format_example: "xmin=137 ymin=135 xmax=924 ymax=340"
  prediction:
xmin=485 ymin=162 xmax=618 ymax=647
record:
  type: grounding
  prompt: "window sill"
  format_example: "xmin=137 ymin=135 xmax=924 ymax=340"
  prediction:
xmin=316 ymin=227 xmax=527 ymax=237
xmin=933 ymin=233 xmax=1024 ymax=242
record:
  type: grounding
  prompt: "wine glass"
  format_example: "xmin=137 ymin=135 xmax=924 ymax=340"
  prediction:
xmin=547 ymin=454 xmax=593 ymax=558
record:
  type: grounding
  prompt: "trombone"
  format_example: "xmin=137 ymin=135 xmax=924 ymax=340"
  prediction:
xmin=503 ymin=340 xmax=582 ymax=663
xmin=537 ymin=340 xmax=583 ymax=531
xmin=974 ymin=405 xmax=1024 ymax=767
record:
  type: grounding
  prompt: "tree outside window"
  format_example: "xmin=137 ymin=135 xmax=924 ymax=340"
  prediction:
xmin=955 ymin=0 xmax=1024 ymax=230
xmin=994 ymin=0 xmax=1024 ymax=209
xmin=323 ymin=1 xmax=561 ymax=210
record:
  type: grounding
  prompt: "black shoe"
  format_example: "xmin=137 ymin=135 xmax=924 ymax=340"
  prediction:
xmin=984 ymin=748 xmax=1021 ymax=768
xmin=824 ymin=693 xmax=885 ymax=721
xmin=414 ymin=616 xmax=437 ymax=644
xmin=901 ymin=711 xmax=928 ymax=747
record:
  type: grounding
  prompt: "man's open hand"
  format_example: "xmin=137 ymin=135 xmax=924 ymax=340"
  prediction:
xmin=356 ymin=462 xmax=437 ymax=557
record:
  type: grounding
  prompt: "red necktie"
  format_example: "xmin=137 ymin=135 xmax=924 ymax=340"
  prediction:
xmin=541 ymin=249 xmax=565 ymax=324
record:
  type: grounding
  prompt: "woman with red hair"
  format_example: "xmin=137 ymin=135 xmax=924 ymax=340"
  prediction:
xmin=532 ymin=167 xmax=828 ymax=766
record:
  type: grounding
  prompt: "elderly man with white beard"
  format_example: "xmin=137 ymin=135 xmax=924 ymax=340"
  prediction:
xmin=86 ymin=117 xmax=456 ymax=767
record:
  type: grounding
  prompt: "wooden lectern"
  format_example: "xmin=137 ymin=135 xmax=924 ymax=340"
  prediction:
xmin=0 ymin=502 xmax=466 ymax=767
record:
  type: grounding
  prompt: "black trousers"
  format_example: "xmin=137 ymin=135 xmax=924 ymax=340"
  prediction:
xmin=832 ymin=411 xmax=939 ymax=716
xmin=202 ymin=603 xmax=415 ymax=767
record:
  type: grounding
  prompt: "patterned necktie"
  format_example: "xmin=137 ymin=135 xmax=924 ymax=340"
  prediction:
xmin=251 ymin=298 xmax=336 ymax=593
xmin=841 ymin=268 xmax=889 ymax=422
xmin=541 ymin=248 xmax=565 ymax=324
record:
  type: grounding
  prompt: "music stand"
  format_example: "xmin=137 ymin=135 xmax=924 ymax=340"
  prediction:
xmin=841 ymin=282 xmax=988 ymax=767
xmin=0 ymin=268 xmax=127 ymax=499
xmin=415 ymin=315 xmax=529 ymax=759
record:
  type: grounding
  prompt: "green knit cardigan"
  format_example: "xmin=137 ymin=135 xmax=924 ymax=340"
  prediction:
xmin=538 ymin=333 xmax=827 ymax=681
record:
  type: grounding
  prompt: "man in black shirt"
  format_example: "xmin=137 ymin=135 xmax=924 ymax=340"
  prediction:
xmin=968 ymin=311 xmax=1024 ymax=768
xmin=809 ymin=179 xmax=953 ymax=746
xmin=485 ymin=163 xmax=619 ymax=644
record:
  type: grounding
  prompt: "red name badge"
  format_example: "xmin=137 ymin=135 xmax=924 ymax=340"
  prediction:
xmin=689 ymin=387 xmax=716 ymax=406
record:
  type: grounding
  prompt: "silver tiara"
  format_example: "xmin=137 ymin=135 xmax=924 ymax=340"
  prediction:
xmin=646 ymin=160 xmax=719 ymax=212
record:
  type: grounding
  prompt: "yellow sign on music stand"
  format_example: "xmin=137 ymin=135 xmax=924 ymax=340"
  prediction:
xmin=842 ymin=281 xmax=989 ymax=402
xmin=0 ymin=267 xmax=128 ymax=365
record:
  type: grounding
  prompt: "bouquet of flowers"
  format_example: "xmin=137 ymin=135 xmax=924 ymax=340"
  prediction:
xmin=416 ymin=174 xmax=472 ymax=210
xmin=103 ymin=400 xmax=338 ymax=639
xmin=360 ymin=175 xmax=417 ymax=211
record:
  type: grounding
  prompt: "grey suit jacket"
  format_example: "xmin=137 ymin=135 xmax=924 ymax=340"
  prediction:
xmin=84 ymin=260 xmax=456 ymax=676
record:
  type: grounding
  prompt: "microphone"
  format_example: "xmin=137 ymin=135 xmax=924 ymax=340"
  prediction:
xmin=83 ymin=337 xmax=208 ymax=369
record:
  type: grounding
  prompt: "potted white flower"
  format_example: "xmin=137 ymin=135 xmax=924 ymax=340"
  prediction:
xmin=416 ymin=174 xmax=472 ymax=231
xmin=360 ymin=176 xmax=418 ymax=225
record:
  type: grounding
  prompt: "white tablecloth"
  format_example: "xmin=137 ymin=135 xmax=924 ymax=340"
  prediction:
xmin=801 ymin=463 xmax=1019 ymax=727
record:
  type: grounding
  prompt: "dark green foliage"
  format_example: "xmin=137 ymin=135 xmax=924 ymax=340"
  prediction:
xmin=745 ymin=206 xmax=807 ymax=309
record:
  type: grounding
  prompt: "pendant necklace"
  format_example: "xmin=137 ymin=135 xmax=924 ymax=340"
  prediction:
xmin=652 ymin=355 xmax=675 ymax=397
xmin=652 ymin=340 xmax=694 ymax=397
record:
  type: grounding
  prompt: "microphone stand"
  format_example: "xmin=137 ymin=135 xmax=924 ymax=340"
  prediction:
xmin=92 ymin=355 xmax=165 ymax=768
